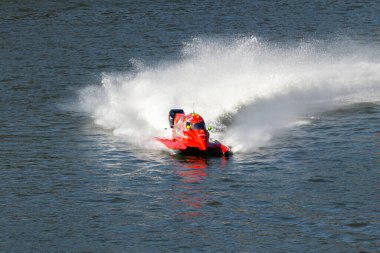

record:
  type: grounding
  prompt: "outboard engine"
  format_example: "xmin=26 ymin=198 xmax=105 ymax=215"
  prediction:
xmin=168 ymin=109 xmax=184 ymax=128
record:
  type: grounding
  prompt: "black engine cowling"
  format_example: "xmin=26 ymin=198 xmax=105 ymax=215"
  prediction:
xmin=168 ymin=109 xmax=184 ymax=128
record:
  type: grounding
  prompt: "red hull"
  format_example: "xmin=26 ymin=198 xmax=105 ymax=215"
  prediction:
xmin=156 ymin=137 xmax=231 ymax=156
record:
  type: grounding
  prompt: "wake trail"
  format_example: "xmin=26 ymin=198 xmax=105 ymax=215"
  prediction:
xmin=78 ymin=37 xmax=380 ymax=152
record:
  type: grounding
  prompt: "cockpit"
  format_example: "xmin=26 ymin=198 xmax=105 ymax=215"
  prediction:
xmin=192 ymin=121 xmax=206 ymax=130
xmin=185 ymin=121 xmax=206 ymax=130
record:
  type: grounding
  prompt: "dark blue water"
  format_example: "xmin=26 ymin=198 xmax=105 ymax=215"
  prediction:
xmin=1 ymin=1 xmax=379 ymax=252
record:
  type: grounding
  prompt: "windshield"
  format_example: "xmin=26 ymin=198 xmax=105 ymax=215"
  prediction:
xmin=192 ymin=122 xmax=206 ymax=130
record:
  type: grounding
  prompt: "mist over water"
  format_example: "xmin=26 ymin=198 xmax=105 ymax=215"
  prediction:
xmin=79 ymin=37 xmax=380 ymax=152
xmin=3 ymin=1 xmax=380 ymax=252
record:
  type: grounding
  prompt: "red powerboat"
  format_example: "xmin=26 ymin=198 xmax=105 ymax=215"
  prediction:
xmin=155 ymin=109 xmax=232 ymax=156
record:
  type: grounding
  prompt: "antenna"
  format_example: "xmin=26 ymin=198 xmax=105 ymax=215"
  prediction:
xmin=192 ymin=102 xmax=195 ymax=113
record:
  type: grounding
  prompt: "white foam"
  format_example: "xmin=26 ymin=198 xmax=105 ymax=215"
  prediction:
xmin=78 ymin=37 xmax=380 ymax=152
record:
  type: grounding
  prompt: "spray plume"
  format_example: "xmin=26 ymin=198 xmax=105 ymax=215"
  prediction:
xmin=79 ymin=37 xmax=380 ymax=152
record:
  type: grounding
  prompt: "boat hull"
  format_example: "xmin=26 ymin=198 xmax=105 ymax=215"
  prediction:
xmin=156 ymin=138 xmax=232 ymax=157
